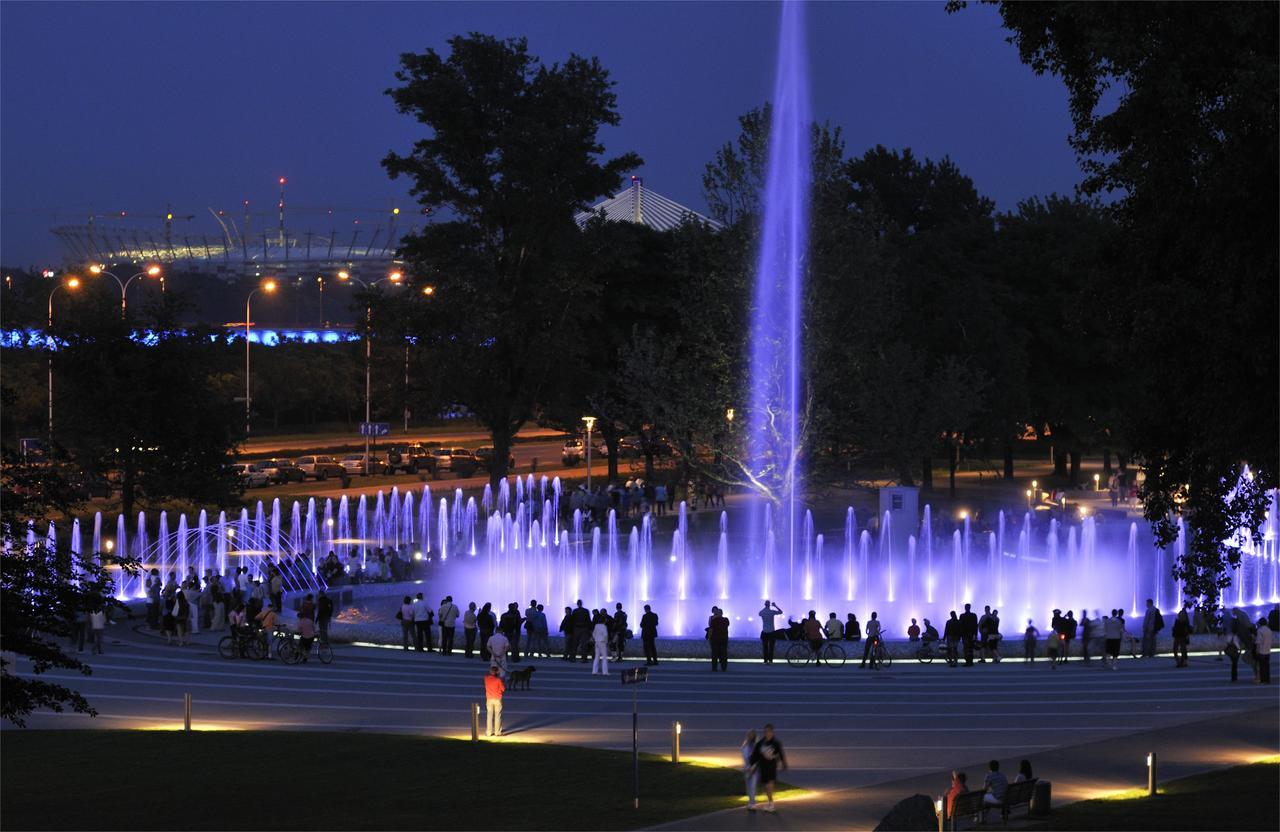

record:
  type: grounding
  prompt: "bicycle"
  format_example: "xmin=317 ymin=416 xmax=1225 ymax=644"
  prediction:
xmin=786 ymin=639 xmax=847 ymax=668
xmin=275 ymin=628 xmax=334 ymax=665
xmin=218 ymin=627 xmax=266 ymax=660
xmin=866 ymin=637 xmax=892 ymax=669
xmin=916 ymin=640 xmax=944 ymax=664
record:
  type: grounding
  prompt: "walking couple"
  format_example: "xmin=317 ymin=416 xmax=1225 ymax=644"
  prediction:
xmin=740 ymin=724 xmax=787 ymax=813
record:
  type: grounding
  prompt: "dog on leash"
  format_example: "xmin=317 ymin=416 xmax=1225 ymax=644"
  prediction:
xmin=509 ymin=666 xmax=537 ymax=690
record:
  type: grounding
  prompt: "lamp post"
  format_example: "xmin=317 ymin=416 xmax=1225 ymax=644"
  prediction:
xmin=244 ymin=279 xmax=278 ymax=436
xmin=338 ymin=270 xmax=403 ymax=471
xmin=583 ymin=415 xmax=597 ymax=491
xmin=403 ymin=285 xmax=434 ymax=433
xmin=88 ymin=264 xmax=161 ymax=319
xmin=47 ymin=276 xmax=81 ymax=439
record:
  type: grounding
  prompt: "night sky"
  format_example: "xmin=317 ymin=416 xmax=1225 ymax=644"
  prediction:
xmin=0 ymin=1 xmax=1080 ymax=266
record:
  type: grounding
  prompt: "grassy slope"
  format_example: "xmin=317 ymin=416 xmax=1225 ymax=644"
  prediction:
xmin=0 ymin=730 xmax=795 ymax=831
xmin=1030 ymin=761 xmax=1279 ymax=831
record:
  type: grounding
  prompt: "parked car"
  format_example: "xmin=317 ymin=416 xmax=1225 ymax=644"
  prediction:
xmin=295 ymin=455 xmax=347 ymax=481
xmin=258 ymin=457 xmax=305 ymax=484
xmin=429 ymin=448 xmax=454 ymax=473
xmin=234 ymin=463 xmax=270 ymax=489
xmin=341 ymin=453 xmax=386 ymax=476
xmin=618 ymin=436 xmax=643 ymax=458
xmin=384 ymin=443 xmax=438 ymax=475
xmin=562 ymin=438 xmax=586 ymax=465
xmin=448 ymin=448 xmax=480 ymax=477
xmin=475 ymin=446 xmax=516 ymax=472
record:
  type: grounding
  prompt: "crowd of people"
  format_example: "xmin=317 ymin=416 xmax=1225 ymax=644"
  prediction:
xmin=566 ymin=477 xmax=728 ymax=524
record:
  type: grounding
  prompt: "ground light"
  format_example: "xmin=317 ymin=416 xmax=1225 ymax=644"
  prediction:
xmin=671 ymin=721 xmax=681 ymax=763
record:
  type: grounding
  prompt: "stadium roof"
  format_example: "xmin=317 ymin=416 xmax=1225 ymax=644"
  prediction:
xmin=575 ymin=177 xmax=722 ymax=232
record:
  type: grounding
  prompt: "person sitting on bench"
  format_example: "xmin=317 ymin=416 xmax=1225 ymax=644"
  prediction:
xmin=983 ymin=759 xmax=1009 ymax=811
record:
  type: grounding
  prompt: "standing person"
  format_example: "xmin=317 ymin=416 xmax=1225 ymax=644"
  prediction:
xmin=500 ymin=603 xmax=524 ymax=663
xmin=70 ymin=609 xmax=88 ymax=654
xmin=487 ymin=628 xmax=510 ymax=678
xmin=1141 ymin=598 xmax=1161 ymax=658
xmin=184 ymin=580 xmax=201 ymax=636
xmin=210 ymin=580 xmax=227 ymax=632
xmin=1255 ymin=617 xmax=1272 ymax=684
xmin=978 ymin=606 xmax=994 ymax=662
xmin=570 ymin=600 xmax=591 ymax=664
xmin=413 ymin=593 xmax=432 ymax=652
xmin=146 ymin=568 xmax=162 ymax=629
xmin=610 ymin=603 xmax=629 ymax=661
xmin=462 ymin=601 xmax=478 ymax=658
xmin=1061 ymin=611 xmax=1077 ymax=663
xmin=1103 ymin=609 xmax=1123 ymax=669
xmin=959 ymin=603 xmax=979 ymax=666
xmin=297 ymin=601 xmax=317 ymax=662
xmin=640 ymin=604 xmax=659 ymax=666
xmin=759 ymin=601 xmax=782 ymax=663
xmin=708 ymin=606 xmax=730 ymax=672
xmin=741 ymin=730 xmax=759 ymax=812
xmin=439 ymin=596 xmax=460 ymax=655
xmin=398 ymin=596 xmax=415 ymax=651
xmin=944 ymin=611 xmax=961 ymax=666
xmin=173 ymin=592 xmax=191 ymax=647
xmin=162 ymin=594 xmax=177 ymax=645
xmin=1172 ymin=606 xmax=1191 ymax=667
xmin=1024 ymin=620 xmax=1039 ymax=663
xmin=559 ymin=606 xmax=574 ymax=661
xmin=88 ymin=606 xmax=107 ymax=655
xmin=591 ymin=612 xmax=610 ymax=675
xmin=1079 ymin=609 xmax=1092 ymax=664
xmin=861 ymin=612 xmax=882 ymax=668
xmin=478 ymin=602 xmax=496 ymax=661
xmin=483 ymin=666 xmax=505 ymax=737
xmin=749 ymin=724 xmax=788 ymax=813
xmin=316 ymin=590 xmax=333 ymax=643
xmin=524 ymin=599 xmax=539 ymax=658
xmin=269 ymin=570 xmax=284 ymax=614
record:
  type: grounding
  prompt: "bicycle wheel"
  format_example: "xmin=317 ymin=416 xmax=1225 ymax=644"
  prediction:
xmin=785 ymin=641 xmax=812 ymax=667
xmin=217 ymin=635 xmax=237 ymax=660
xmin=246 ymin=636 xmax=267 ymax=661
xmin=880 ymin=647 xmax=892 ymax=668
xmin=316 ymin=641 xmax=334 ymax=664
xmin=821 ymin=643 xmax=847 ymax=668
xmin=917 ymin=647 xmax=934 ymax=664
xmin=278 ymin=638 xmax=302 ymax=665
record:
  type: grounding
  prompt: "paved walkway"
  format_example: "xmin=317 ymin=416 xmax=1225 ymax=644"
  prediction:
xmin=10 ymin=624 xmax=1276 ymax=830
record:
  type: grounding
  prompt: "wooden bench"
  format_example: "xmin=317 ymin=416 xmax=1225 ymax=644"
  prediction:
xmin=944 ymin=780 xmax=1038 ymax=829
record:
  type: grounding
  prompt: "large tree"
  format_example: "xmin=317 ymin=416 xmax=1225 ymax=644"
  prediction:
xmin=1 ymin=452 xmax=136 ymax=726
xmin=959 ymin=1 xmax=1279 ymax=601
xmin=382 ymin=33 xmax=641 ymax=488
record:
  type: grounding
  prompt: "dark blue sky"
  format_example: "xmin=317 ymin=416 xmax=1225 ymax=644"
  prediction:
xmin=0 ymin=1 xmax=1081 ymax=266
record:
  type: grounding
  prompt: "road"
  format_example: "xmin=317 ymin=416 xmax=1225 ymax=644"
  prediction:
xmin=11 ymin=625 xmax=1276 ymax=829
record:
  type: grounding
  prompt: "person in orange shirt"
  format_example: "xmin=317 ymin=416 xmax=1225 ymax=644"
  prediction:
xmin=484 ymin=666 xmax=505 ymax=737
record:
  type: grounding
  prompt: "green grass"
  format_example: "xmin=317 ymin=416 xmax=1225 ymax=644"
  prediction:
xmin=0 ymin=730 xmax=799 ymax=830
xmin=1030 ymin=760 xmax=1278 ymax=831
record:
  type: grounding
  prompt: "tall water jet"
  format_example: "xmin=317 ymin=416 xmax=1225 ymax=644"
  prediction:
xmin=747 ymin=0 xmax=810 ymax=611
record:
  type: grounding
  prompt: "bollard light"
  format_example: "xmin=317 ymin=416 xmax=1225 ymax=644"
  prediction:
xmin=934 ymin=797 xmax=945 ymax=832
xmin=183 ymin=692 xmax=192 ymax=731
xmin=671 ymin=720 xmax=682 ymax=763
xmin=471 ymin=702 xmax=481 ymax=742
xmin=1147 ymin=752 xmax=1157 ymax=797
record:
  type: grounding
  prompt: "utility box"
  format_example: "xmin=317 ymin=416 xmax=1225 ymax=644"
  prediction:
xmin=878 ymin=486 xmax=920 ymax=544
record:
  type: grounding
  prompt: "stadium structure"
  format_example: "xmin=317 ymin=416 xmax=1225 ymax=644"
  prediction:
xmin=49 ymin=177 xmax=721 ymax=275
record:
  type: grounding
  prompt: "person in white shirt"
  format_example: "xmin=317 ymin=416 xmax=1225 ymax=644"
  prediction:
xmin=487 ymin=629 xmax=510 ymax=678
xmin=88 ymin=608 xmax=107 ymax=654
xmin=1255 ymin=619 xmax=1272 ymax=684
xmin=591 ymin=614 xmax=610 ymax=675
xmin=824 ymin=612 xmax=844 ymax=641
xmin=438 ymin=596 xmax=460 ymax=655
xmin=398 ymin=596 xmax=415 ymax=651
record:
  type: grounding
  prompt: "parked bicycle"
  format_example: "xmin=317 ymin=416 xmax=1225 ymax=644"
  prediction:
xmin=217 ymin=626 xmax=266 ymax=660
xmin=866 ymin=637 xmax=892 ymax=669
xmin=916 ymin=640 xmax=946 ymax=665
xmin=787 ymin=639 xmax=847 ymax=668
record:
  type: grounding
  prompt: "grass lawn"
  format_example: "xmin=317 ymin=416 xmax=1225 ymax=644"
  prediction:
xmin=1030 ymin=760 xmax=1279 ymax=831
xmin=0 ymin=730 xmax=799 ymax=830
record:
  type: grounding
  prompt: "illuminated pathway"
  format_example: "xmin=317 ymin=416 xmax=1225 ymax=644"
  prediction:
xmin=11 ymin=628 xmax=1276 ymax=828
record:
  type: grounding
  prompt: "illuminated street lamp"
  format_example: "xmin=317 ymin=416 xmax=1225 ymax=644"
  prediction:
xmin=1025 ymin=489 xmax=1033 ymax=509
xmin=244 ymin=279 xmax=278 ymax=435
xmin=583 ymin=415 xmax=597 ymax=491
xmin=47 ymin=275 xmax=81 ymax=438
xmin=338 ymin=270 xmax=404 ymax=469
xmin=89 ymin=264 xmax=162 ymax=319
xmin=1094 ymin=472 xmax=1101 ymax=491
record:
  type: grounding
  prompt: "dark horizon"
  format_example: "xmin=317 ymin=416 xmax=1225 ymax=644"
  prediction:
xmin=0 ymin=1 xmax=1081 ymax=267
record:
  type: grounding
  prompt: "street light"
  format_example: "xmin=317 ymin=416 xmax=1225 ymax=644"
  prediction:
xmin=583 ymin=415 xmax=597 ymax=491
xmin=1094 ymin=472 xmax=1101 ymax=491
xmin=338 ymin=270 xmax=403 ymax=469
xmin=244 ymin=279 xmax=277 ymax=435
xmin=726 ymin=407 xmax=735 ymax=424
xmin=47 ymin=276 xmax=81 ymax=439
xmin=88 ymin=264 xmax=162 ymax=318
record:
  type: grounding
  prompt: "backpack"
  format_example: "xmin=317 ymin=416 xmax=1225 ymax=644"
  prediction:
xmin=1153 ymin=610 xmax=1165 ymax=631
